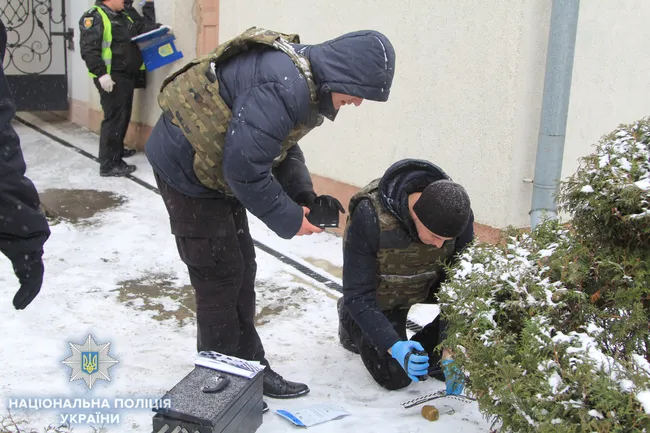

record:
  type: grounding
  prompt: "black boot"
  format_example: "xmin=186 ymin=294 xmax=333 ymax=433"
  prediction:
xmin=263 ymin=401 xmax=269 ymax=413
xmin=122 ymin=148 xmax=137 ymax=158
xmin=338 ymin=321 xmax=359 ymax=354
xmin=337 ymin=297 xmax=359 ymax=354
xmin=100 ymin=161 xmax=136 ymax=177
xmin=263 ymin=368 xmax=309 ymax=399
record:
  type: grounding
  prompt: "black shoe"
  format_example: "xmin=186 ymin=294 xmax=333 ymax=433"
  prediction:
xmin=122 ymin=148 xmax=137 ymax=158
xmin=263 ymin=369 xmax=309 ymax=399
xmin=336 ymin=298 xmax=359 ymax=354
xmin=338 ymin=322 xmax=359 ymax=354
xmin=100 ymin=162 xmax=136 ymax=177
xmin=263 ymin=401 xmax=269 ymax=413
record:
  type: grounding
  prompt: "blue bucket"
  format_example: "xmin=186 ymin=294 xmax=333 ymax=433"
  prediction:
xmin=132 ymin=27 xmax=184 ymax=71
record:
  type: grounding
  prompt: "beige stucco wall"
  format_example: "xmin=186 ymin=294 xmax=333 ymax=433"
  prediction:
xmin=218 ymin=0 xmax=551 ymax=229
xmin=218 ymin=0 xmax=650 ymax=229
xmin=64 ymin=0 xmax=650 ymax=229
xmin=562 ymin=0 xmax=650 ymax=181
xmin=67 ymin=0 xmax=92 ymax=105
xmin=129 ymin=0 xmax=197 ymax=126
xmin=69 ymin=0 xmax=197 ymax=126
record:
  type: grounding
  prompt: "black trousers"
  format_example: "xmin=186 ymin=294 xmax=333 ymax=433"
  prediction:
xmin=93 ymin=74 xmax=135 ymax=171
xmin=338 ymin=298 xmax=442 ymax=390
xmin=154 ymin=173 xmax=267 ymax=365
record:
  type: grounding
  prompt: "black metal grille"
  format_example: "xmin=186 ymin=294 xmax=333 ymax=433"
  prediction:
xmin=2 ymin=0 xmax=71 ymax=111
xmin=1 ymin=0 xmax=64 ymax=75
xmin=1 ymin=1 xmax=29 ymax=27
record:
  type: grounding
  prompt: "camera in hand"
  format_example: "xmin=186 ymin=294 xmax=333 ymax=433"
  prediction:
xmin=306 ymin=196 xmax=340 ymax=228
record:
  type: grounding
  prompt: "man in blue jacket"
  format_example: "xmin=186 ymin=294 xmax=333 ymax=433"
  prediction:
xmin=0 ymin=19 xmax=50 ymax=310
xmin=145 ymin=28 xmax=395 ymax=407
xmin=338 ymin=159 xmax=473 ymax=394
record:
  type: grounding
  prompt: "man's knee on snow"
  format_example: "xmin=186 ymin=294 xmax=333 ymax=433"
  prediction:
xmin=359 ymin=340 xmax=411 ymax=391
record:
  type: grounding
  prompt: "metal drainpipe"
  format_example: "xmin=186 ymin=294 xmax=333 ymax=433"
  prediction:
xmin=530 ymin=0 xmax=580 ymax=229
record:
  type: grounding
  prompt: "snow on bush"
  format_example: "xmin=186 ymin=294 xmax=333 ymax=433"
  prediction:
xmin=557 ymin=116 xmax=650 ymax=247
xmin=438 ymin=118 xmax=650 ymax=433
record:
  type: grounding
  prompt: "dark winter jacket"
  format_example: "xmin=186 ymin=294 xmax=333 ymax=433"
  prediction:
xmin=0 ymin=19 xmax=50 ymax=260
xmin=342 ymin=159 xmax=475 ymax=353
xmin=79 ymin=1 xmax=159 ymax=77
xmin=146 ymin=30 xmax=395 ymax=239
xmin=122 ymin=2 xmax=153 ymax=88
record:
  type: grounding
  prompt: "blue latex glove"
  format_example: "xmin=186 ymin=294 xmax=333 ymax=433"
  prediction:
xmin=390 ymin=341 xmax=429 ymax=382
xmin=442 ymin=359 xmax=464 ymax=395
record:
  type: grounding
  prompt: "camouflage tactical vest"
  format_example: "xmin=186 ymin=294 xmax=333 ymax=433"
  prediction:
xmin=346 ymin=179 xmax=456 ymax=311
xmin=157 ymin=27 xmax=322 ymax=195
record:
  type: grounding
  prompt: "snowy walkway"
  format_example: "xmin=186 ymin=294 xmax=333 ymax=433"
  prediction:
xmin=0 ymin=113 xmax=491 ymax=433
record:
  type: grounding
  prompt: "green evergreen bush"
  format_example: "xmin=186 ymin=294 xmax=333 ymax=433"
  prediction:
xmin=438 ymin=117 xmax=650 ymax=432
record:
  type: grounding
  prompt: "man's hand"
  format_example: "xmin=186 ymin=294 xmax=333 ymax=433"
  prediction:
xmin=98 ymin=74 xmax=115 ymax=92
xmin=389 ymin=340 xmax=429 ymax=382
xmin=296 ymin=206 xmax=324 ymax=236
xmin=10 ymin=250 xmax=45 ymax=310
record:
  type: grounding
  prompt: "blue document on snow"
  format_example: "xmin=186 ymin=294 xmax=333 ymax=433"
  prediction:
xmin=276 ymin=404 xmax=351 ymax=427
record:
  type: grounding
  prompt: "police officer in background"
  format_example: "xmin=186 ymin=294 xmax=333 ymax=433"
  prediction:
xmin=0 ymin=18 xmax=50 ymax=310
xmin=79 ymin=0 xmax=160 ymax=177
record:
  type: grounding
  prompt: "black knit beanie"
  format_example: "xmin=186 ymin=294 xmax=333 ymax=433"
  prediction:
xmin=412 ymin=180 xmax=471 ymax=238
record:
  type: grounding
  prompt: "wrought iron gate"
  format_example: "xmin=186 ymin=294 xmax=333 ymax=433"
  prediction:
xmin=1 ymin=0 xmax=73 ymax=111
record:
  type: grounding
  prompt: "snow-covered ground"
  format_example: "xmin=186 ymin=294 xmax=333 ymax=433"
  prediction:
xmin=0 ymin=113 xmax=491 ymax=433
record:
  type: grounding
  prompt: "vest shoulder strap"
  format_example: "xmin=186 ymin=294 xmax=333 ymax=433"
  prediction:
xmin=349 ymin=179 xmax=381 ymax=216
xmin=159 ymin=27 xmax=317 ymax=101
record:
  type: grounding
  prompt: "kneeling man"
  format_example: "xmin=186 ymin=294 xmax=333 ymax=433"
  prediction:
xmin=338 ymin=158 xmax=473 ymax=393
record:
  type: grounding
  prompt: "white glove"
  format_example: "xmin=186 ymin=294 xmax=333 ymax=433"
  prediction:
xmin=98 ymin=74 xmax=115 ymax=93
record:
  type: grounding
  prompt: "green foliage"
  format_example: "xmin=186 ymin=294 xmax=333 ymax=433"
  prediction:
xmin=439 ymin=118 xmax=650 ymax=432
xmin=557 ymin=117 xmax=650 ymax=248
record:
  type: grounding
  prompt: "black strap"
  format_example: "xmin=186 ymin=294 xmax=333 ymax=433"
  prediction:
xmin=403 ymin=350 xmax=413 ymax=372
